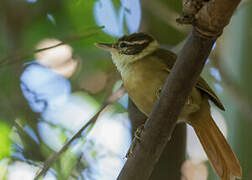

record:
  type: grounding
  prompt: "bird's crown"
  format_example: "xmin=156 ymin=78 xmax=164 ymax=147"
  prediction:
xmin=113 ymin=33 xmax=155 ymax=55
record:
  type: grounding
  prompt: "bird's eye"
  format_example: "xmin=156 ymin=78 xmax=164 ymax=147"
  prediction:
xmin=120 ymin=42 xmax=127 ymax=48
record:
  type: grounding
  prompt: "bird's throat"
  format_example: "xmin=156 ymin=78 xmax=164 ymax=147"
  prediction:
xmin=111 ymin=40 xmax=159 ymax=74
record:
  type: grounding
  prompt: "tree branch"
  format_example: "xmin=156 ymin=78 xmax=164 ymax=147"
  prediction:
xmin=128 ymin=99 xmax=186 ymax=180
xmin=0 ymin=26 xmax=104 ymax=67
xmin=117 ymin=0 xmax=241 ymax=179
xmin=149 ymin=124 xmax=186 ymax=180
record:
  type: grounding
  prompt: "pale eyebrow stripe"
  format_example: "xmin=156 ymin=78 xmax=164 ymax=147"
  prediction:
xmin=121 ymin=40 xmax=149 ymax=45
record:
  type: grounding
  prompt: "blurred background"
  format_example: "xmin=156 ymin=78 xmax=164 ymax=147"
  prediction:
xmin=0 ymin=0 xmax=251 ymax=179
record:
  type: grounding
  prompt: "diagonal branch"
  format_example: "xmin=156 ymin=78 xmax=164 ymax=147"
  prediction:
xmin=34 ymin=86 xmax=125 ymax=180
xmin=117 ymin=0 xmax=241 ymax=179
xmin=0 ymin=26 xmax=104 ymax=67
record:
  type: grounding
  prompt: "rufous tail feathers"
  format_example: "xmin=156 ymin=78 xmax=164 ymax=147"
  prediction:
xmin=188 ymin=99 xmax=242 ymax=180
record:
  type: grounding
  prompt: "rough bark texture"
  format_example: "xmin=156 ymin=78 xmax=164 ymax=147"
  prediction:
xmin=195 ymin=0 xmax=241 ymax=37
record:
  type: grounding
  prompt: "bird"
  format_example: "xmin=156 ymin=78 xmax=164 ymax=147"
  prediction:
xmin=95 ymin=32 xmax=242 ymax=180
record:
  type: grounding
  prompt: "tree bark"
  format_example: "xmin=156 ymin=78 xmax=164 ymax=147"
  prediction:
xmin=128 ymin=100 xmax=186 ymax=180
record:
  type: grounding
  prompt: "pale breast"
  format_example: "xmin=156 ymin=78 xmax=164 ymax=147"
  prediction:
xmin=122 ymin=57 xmax=168 ymax=116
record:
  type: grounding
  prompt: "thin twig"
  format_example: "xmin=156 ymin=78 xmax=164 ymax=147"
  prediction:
xmin=34 ymin=86 xmax=126 ymax=180
xmin=142 ymin=0 xmax=189 ymax=33
xmin=0 ymin=26 xmax=104 ymax=67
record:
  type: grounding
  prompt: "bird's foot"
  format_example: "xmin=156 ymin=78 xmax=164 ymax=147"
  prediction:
xmin=155 ymin=87 xmax=162 ymax=99
xmin=126 ymin=124 xmax=145 ymax=158
xmin=176 ymin=0 xmax=208 ymax=25
xmin=185 ymin=96 xmax=200 ymax=113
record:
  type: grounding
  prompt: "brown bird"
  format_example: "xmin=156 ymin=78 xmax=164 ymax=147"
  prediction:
xmin=95 ymin=32 xmax=242 ymax=180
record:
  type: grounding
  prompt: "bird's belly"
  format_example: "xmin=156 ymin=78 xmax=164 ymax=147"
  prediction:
xmin=123 ymin=72 xmax=165 ymax=116
xmin=127 ymin=85 xmax=157 ymax=116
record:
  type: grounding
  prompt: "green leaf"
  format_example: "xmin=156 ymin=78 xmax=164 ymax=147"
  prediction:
xmin=0 ymin=121 xmax=11 ymax=160
xmin=0 ymin=158 xmax=9 ymax=180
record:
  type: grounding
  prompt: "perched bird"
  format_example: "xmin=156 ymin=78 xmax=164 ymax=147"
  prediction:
xmin=95 ymin=33 xmax=242 ymax=180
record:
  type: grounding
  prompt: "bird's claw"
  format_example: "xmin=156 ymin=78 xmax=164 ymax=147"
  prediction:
xmin=126 ymin=124 xmax=145 ymax=158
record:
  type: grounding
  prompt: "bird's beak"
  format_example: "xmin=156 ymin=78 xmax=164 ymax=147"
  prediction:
xmin=95 ymin=43 xmax=113 ymax=51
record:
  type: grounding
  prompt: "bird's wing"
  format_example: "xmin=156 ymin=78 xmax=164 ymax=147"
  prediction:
xmin=196 ymin=77 xmax=225 ymax=110
xmin=150 ymin=48 xmax=225 ymax=111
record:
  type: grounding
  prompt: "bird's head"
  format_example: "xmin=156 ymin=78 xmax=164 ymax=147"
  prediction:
xmin=95 ymin=33 xmax=159 ymax=72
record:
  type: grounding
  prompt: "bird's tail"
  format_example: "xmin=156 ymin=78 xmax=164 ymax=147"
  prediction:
xmin=188 ymin=100 xmax=242 ymax=180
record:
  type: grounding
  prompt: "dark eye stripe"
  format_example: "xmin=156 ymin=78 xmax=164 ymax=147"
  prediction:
xmin=120 ymin=42 xmax=127 ymax=48
xmin=122 ymin=42 xmax=149 ymax=55
xmin=117 ymin=33 xmax=155 ymax=55
xmin=119 ymin=42 xmax=142 ymax=48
